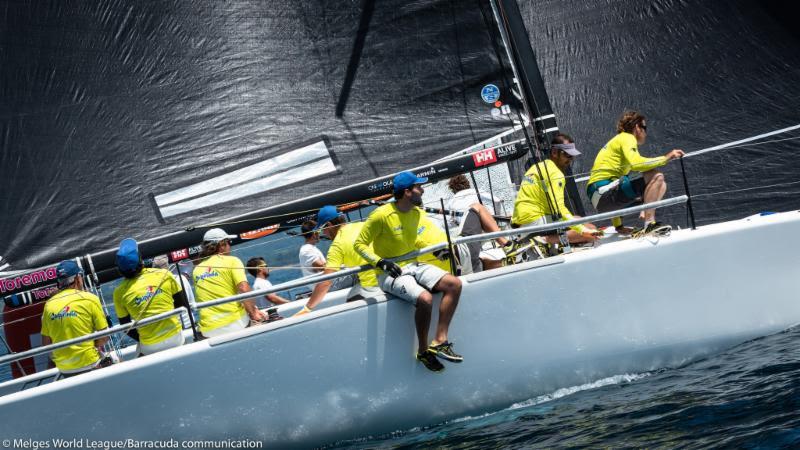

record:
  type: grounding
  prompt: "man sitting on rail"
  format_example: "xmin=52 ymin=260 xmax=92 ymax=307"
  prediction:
xmin=40 ymin=260 xmax=110 ymax=378
xmin=193 ymin=228 xmax=266 ymax=338
xmin=113 ymin=239 xmax=187 ymax=356
xmin=295 ymin=205 xmax=383 ymax=316
xmin=355 ymin=171 xmax=463 ymax=372
xmin=512 ymin=133 xmax=601 ymax=245
xmin=246 ymin=257 xmax=289 ymax=308
xmin=586 ymin=111 xmax=684 ymax=235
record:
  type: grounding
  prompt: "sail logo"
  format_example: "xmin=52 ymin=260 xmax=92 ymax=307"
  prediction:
xmin=0 ymin=267 xmax=58 ymax=294
xmin=495 ymin=144 xmax=518 ymax=158
xmin=416 ymin=167 xmax=436 ymax=178
xmin=170 ymin=248 xmax=189 ymax=261
xmin=50 ymin=305 xmax=78 ymax=320
xmin=472 ymin=149 xmax=497 ymax=167
xmin=367 ymin=180 xmax=393 ymax=192
xmin=133 ymin=286 xmax=163 ymax=306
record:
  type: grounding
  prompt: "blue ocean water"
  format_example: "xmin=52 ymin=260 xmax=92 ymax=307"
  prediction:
xmin=335 ymin=326 xmax=800 ymax=449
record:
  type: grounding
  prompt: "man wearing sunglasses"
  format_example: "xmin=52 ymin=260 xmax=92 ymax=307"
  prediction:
xmin=587 ymin=111 xmax=684 ymax=235
xmin=512 ymin=133 xmax=601 ymax=244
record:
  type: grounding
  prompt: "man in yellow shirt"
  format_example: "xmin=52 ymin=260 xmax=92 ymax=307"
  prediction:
xmin=587 ymin=111 xmax=684 ymax=234
xmin=113 ymin=238 xmax=186 ymax=356
xmin=41 ymin=260 xmax=110 ymax=377
xmin=355 ymin=171 xmax=463 ymax=372
xmin=512 ymin=133 xmax=600 ymax=244
xmin=193 ymin=228 xmax=266 ymax=338
xmin=295 ymin=205 xmax=383 ymax=315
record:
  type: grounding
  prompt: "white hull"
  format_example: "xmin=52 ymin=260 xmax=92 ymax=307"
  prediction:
xmin=1 ymin=211 xmax=799 ymax=447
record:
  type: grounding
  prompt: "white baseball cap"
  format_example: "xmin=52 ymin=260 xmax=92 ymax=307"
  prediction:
xmin=203 ymin=228 xmax=237 ymax=242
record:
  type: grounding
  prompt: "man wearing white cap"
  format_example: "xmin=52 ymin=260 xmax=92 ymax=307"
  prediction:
xmin=193 ymin=228 xmax=266 ymax=338
xmin=512 ymin=133 xmax=601 ymax=245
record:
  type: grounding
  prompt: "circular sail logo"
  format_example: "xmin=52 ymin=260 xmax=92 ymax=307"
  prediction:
xmin=480 ymin=84 xmax=500 ymax=104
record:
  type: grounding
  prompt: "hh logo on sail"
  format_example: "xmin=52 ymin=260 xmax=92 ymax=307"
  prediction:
xmin=472 ymin=149 xmax=497 ymax=167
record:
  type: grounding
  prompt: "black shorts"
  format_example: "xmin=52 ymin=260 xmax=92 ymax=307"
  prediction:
xmin=596 ymin=177 xmax=646 ymax=213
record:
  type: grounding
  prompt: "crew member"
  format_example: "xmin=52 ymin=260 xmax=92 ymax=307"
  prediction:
xmin=512 ymin=133 xmax=600 ymax=244
xmin=444 ymin=174 xmax=510 ymax=271
xmin=113 ymin=239 xmax=186 ymax=356
xmin=295 ymin=205 xmax=382 ymax=316
xmin=193 ymin=228 xmax=266 ymax=338
xmin=40 ymin=260 xmax=110 ymax=377
xmin=298 ymin=221 xmax=327 ymax=280
xmin=586 ymin=111 xmax=684 ymax=234
xmin=355 ymin=171 xmax=463 ymax=373
xmin=246 ymin=257 xmax=289 ymax=308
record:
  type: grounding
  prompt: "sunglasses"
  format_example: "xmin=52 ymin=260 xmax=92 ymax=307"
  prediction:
xmin=640 ymin=124 xmax=647 ymax=131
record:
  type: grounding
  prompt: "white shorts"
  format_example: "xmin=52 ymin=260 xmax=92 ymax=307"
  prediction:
xmin=346 ymin=281 xmax=383 ymax=301
xmin=138 ymin=331 xmax=185 ymax=356
xmin=378 ymin=262 xmax=448 ymax=304
xmin=201 ymin=313 xmax=249 ymax=338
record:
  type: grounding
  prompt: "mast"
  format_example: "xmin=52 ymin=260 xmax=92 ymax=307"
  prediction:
xmin=490 ymin=0 xmax=586 ymax=216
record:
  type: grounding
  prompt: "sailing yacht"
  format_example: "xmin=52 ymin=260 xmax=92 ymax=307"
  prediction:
xmin=1 ymin=0 xmax=799 ymax=447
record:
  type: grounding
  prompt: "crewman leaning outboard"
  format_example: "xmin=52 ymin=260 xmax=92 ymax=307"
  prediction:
xmin=113 ymin=238 xmax=186 ymax=356
xmin=193 ymin=228 xmax=266 ymax=338
xmin=512 ymin=133 xmax=601 ymax=245
xmin=355 ymin=171 xmax=464 ymax=373
xmin=294 ymin=205 xmax=383 ymax=316
xmin=586 ymin=111 xmax=684 ymax=235
xmin=40 ymin=260 xmax=111 ymax=378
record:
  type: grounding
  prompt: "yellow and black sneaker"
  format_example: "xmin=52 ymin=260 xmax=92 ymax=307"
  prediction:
xmin=428 ymin=341 xmax=463 ymax=363
xmin=632 ymin=221 xmax=672 ymax=239
xmin=417 ymin=349 xmax=445 ymax=372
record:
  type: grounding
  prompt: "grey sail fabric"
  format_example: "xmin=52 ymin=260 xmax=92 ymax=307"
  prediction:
xmin=0 ymin=0 xmax=514 ymax=270
xmin=521 ymin=0 xmax=800 ymax=225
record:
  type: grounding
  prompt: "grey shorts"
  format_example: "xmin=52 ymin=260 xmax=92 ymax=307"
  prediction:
xmin=594 ymin=177 xmax=646 ymax=212
xmin=377 ymin=262 xmax=449 ymax=304
xmin=346 ymin=281 xmax=383 ymax=302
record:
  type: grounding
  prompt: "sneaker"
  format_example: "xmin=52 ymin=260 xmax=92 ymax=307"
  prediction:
xmin=428 ymin=341 xmax=463 ymax=363
xmin=632 ymin=221 xmax=672 ymax=238
xmin=266 ymin=308 xmax=284 ymax=322
xmin=416 ymin=349 xmax=445 ymax=372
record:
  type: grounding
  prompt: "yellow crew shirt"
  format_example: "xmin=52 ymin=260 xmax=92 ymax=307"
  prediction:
xmin=587 ymin=132 xmax=667 ymax=185
xmin=326 ymin=222 xmax=379 ymax=287
xmin=512 ymin=159 xmax=585 ymax=233
xmin=193 ymin=254 xmax=248 ymax=334
xmin=41 ymin=289 xmax=109 ymax=371
xmin=113 ymin=268 xmax=182 ymax=346
xmin=415 ymin=216 xmax=452 ymax=273
xmin=355 ymin=203 xmax=425 ymax=269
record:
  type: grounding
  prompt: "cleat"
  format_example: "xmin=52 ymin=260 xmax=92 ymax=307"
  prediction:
xmin=417 ymin=349 xmax=445 ymax=372
xmin=428 ymin=341 xmax=463 ymax=363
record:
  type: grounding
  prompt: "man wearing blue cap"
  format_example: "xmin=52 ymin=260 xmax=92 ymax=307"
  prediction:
xmin=295 ymin=205 xmax=382 ymax=316
xmin=355 ymin=171 xmax=463 ymax=372
xmin=40 ymin=260 xmax=110 ymax=377
xmin=113 ymin=238 xmax=187 ymax=355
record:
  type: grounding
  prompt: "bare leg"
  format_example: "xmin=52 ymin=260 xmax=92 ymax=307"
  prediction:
xmin=481 ymin=257 xmax=503 ymax=270
xmin=641 ymin=170 xmax=666 ymax=222
xmin=415 ymin=292 xmax=433 ymax=351
xmin=472 ymin=204 xmax=509 ymax=246
xmin=431 ymin=274 xmax=462 ymax=344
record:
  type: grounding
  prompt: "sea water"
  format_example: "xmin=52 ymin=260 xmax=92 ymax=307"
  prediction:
xmin=333 ymin=326 xmax=800 ymax=448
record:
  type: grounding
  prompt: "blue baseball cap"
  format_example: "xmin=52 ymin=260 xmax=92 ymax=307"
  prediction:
xmin=116 ymin=238 xmax=142 ymax=273
xmin=314 ymin=205 xmax=342 ymax=230
xmin=393 ymin=171 xmax=428 ymax=193
xmin=56 ymin=260 xmax=83 ymax=280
